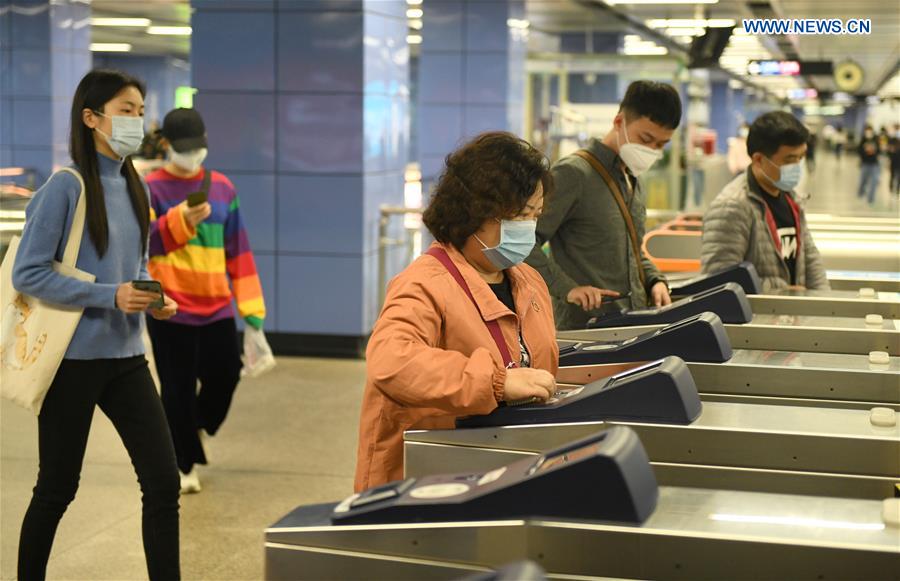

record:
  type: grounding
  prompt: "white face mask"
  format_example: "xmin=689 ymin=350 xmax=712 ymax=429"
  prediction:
xmin=168 ymin=147 xmax=208 ymax=173
xmin=739 ymin=127 xmax=749 ymax=138
xmin=95 ymin=113 xmax=144 ymax=158
xmin=616 ymin=123 xmax=663 ymax=177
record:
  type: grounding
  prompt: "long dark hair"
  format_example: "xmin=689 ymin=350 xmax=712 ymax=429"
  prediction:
xmin=70 ymin=69 xmax=149 ymax=257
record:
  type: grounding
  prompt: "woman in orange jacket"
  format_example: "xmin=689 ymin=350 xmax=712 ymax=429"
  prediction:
xmin=355 ymin=132 xmax=560 ymax=491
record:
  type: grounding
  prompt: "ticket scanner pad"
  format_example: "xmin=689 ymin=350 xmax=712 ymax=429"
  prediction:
xmin=330 ymin=427 xmax=658 ymax=525
xmin=671 ymin=262 xmax=763 ymax=296
xmin=458 ymin=356 xmax=701 ymax=428
xmin=588 ymin=282 xmax=753 ymax=328
xmin=560 ymin=312 xmax=732 ymax=365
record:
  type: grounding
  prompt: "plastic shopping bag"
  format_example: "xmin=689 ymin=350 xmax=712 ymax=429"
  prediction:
xmin=242 ymin=326 xmax=276 ymax=378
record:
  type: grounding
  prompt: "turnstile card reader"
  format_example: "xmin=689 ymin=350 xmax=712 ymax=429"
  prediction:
xmin=559 ymin=312 xmax=732 ymax=364
xmin=588 ymin=282 xmax=753 ymax=328
xmin=671 ymin=261 xmax=763 ymax=296
xmin=458 ymin=357 xmax=701 ymax=428
xmin=331 ymin=427 xmax=657 ymax=525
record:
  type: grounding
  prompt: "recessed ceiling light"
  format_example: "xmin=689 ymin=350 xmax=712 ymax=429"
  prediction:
xmin=91 ymin=17 xmax=151 ymax=27
xmin=89 ymin=43 xmax=132 ymax=52
xmin=147 ymin=26 xmax=192 ymax=36
xmin=407 ymin=34 xmax=423 ymax=44
xmin=607 ymin=0 xmax=717 ymax=4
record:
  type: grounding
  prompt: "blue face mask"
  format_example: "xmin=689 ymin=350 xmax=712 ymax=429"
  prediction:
xmin=762 ymin=156 xmax=802 ymax=191
xmin=475 ymin=219 xmax=537 ymax=270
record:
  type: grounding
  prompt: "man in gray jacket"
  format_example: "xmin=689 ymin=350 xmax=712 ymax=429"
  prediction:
xmin=526 ymin=81 xmax=680 ymax=330
xmin=701 ymin=111 xmax=829 ymax=291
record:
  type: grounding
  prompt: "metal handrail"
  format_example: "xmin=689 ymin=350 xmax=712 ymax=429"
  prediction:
xmin=377 ymin=205 xmax=424 ymax=310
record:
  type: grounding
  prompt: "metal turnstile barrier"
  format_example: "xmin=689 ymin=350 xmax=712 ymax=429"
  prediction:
xmin=557 ymin=348 xmax=900 ymax=411
xmin=265 ymin=488 xmax=900 ymax=580
xmin=405 ymin=402 xmax=900 ymax=500
xmin=559 ymin=315 xmax=900 ymax=356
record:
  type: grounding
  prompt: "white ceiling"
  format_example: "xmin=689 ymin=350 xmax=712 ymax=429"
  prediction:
xmin=527 ymin=0 xmax=900 ymax=95
xmin=88 ymin=0 xmax=899 ymax=95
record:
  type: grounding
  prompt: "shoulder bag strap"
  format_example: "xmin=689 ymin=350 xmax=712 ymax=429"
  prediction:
xmin=57 ymin=168 xmax=87 ymax=268
xmin=573 ymin=149 xmax=646 ymax=288
xmin=425 ymin=247 xmax=517 ymax=369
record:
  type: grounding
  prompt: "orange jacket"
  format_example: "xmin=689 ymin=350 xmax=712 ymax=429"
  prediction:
xmin=355 ymin=242 xmax=559 ymax=491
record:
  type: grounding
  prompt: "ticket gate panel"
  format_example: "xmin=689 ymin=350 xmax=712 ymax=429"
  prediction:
xmin=405 ymin=402 xmax=900 ymax=499
xmin=750 ymin=313 xmax=897 ymax=330
xmin=411 ymin=402 xmax=900 ymax=473
xmin=558 ymin=348 xmax=900 ymax=409
xmin=828 ymin=270 xmax=900 ymax=293
xmin=266 ymin=544 xmax=489 ymax=581
xmin=558 ymin=321 xmax=900 ymax=356
xmin=458 ymin=357 xmax=702 ymax=427
xmin=670 ymin=262 xmax=762 ymax=296
xmin=588 ymin=283 xmax=752 ymax=327
xmin=747 ymin=292 xmax=900 ymax=318
xmin=686 ymin=350 xmax=900 ymax=407
xmin=404 ymin=441 xmax=900 ymax=500
xmin=558 ymin=313 xmax=732 ymax=365
xmin=265 ymin=488 xmax=899 ymax=580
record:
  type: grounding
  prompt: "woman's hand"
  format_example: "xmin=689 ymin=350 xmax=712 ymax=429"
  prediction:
xmin=149 ymin=294 xmax=178 ymax=320
xmin=503 ymin=368 xmax=557 ymax=403
xmin=116 ymin=283 xmax=160 ymax=314
xmin=181 ymin=201 xmax=212 ymax=228
xmin=566 ymin=286 xmax=621 ymax=311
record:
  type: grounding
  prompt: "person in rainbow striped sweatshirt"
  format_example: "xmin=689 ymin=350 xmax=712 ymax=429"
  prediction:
xmin=145 ymin=108 xmax=266 ymax=493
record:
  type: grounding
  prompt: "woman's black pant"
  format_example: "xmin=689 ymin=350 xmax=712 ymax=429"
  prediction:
xmin=18 ymin=356 xmax=181 ymax=581
xmin=146 ymin=317 xmax=242 ymax=474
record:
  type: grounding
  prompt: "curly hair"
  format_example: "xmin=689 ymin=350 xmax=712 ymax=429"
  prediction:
xmin=422 ymin=132 xmax=552 ymax=250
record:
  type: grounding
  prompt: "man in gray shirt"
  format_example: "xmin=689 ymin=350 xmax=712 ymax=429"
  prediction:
xmin=526 ymin=81 xmax=680 ymax=330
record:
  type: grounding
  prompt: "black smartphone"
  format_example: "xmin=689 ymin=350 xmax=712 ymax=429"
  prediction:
xmin=186 ymin=190 xmax=208 ymax=207
xmin=132 ymin=280 xmax=165 ymax=309
xmin=610 ymin=290 xmax=632 ymax=301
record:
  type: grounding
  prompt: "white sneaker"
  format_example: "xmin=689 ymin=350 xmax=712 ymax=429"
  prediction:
xmin=179 ymin=468 xmax=202 ymax=494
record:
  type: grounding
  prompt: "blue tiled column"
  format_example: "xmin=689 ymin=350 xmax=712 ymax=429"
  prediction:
xmin=417 ymin=0 xmax=527 ymax=185
xmin=191 ymin=0 xmax=409 ymax=347
xmin=709 ymin=80 xmax=735 ymax=154
xmin=733 ymin=87 xmax=746 ymax=127
xmin=0 ymin=0 xmax=90 ymax=181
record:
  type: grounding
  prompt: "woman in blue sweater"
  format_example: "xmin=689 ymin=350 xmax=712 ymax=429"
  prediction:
xmin=12 ymin=70 xmax=181 ymax=580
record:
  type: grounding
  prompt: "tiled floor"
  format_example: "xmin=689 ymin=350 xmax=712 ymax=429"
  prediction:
xmin=1 ymin=357 xmax=366 ymax=580
xmin=803 ymin=151 xmax=899 ymax=215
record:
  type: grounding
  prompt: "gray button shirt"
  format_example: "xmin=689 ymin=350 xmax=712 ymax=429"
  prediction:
xmin=525 ymin=139 xmax=666 ymax=330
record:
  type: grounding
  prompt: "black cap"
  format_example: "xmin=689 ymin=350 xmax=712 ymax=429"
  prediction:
xmin=161 ymin=108 xmax=208 ymax=152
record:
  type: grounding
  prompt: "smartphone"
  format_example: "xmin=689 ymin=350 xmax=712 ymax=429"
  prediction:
xmin=131 ymin=280 xmax=165 ymax=309
xmin=186 ymin=190 xmax=208 ymax=207
xmin=610 ymin=290 xmax=632 ymax=301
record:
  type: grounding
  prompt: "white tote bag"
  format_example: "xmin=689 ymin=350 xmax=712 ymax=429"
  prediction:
xmin=0 ymin=168 xmax=95 ymax=414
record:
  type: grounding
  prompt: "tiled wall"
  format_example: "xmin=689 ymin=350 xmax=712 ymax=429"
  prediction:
xmin=191 ymin=0 xmax=409 ymax=336
xmin=417 ymin=0 xmax=527 ymax=184
xmin=0 ymin=0 xmax=90 ymax=182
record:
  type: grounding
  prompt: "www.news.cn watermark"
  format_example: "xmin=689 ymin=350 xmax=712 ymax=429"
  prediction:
xmin=742 ymin=19 xmax=872 ymax=35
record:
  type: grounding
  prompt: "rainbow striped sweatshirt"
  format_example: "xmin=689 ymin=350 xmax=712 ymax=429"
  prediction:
xmin=147 ymin=167 xmax=266 ymax=330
